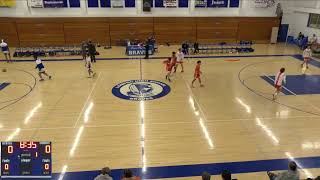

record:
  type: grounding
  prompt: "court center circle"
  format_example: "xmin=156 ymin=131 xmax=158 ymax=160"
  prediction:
xmin=112 ymin=80 xmax=171 ymax=101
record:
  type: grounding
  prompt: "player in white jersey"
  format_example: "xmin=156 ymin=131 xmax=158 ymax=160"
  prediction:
xmin=302 ymin=46 xmax=312 ymax=69
xmin=273 ymin=67 xmax=286 ymax=100
xmin=174 ymin=48 xmax=185 ymax=73
xmin=34 ymin=55 xmax=52 ymax=81
xmin=0 ymin=39 xmax=12 ymax=63
xmin=85 ymin=54 xmax=96 ymax=78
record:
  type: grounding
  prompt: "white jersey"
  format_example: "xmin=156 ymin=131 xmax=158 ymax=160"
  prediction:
xmin=303 ymin=48 xmax=312 ymax=58
xmin=310 ymin=36 xmax=317 ymax=43
xmin=275 ymin=72 xmax=286 ymax=86
xmin=86 ymin=57 xmax=92 ymax=68
xmin=36 ymin=59 xmax=42 ymax=65
xmin=0 ymin=42 xmax=9 ymax=52
xmin=177 ymin=51 xmax=184 ymax=62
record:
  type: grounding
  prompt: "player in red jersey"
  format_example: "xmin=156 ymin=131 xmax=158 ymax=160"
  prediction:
xmin=191 ymin=60 xmax=204 ymax=88
xmin=171 ymin=52 xmax=178 ymax=73
xmin=163 ymin=57 xmax=172 ymax=82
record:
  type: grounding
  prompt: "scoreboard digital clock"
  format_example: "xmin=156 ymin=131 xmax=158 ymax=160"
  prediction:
xmin=1 ymin=141 xmax=52 ymax=178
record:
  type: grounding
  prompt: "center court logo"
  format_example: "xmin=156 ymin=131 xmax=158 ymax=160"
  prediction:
xmin=112 ymin=80 xmax=171 ymax=101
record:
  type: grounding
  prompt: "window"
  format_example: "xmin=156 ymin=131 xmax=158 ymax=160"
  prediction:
xmin=308 ymin=13 xmax=320 ymax=29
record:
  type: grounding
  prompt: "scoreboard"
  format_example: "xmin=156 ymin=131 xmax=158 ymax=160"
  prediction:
xmin=1 ymin=141 xmax=52 ymax=178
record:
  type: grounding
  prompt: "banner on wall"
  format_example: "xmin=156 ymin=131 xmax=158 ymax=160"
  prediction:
xmin=0 ymin=0 xmax=16 ymax=7
xmin=111 ymin=0 xmax=124 ymax=7
xmin=195 ymin=0 xmax=206 ymax=8
xmin=43 ymin=0 xmax=64 ymax=7
xmin=207 ymin=0 xmax=228 ymax=8
xmin=253 ymin=0 xmax=276 ymax=8
xmin=28 ymin=0 xmax=43 ymax=7
xmin=143 ymin=0 xmax=151 ymax=11
xmin=164 ymin=0 xmax=177 ymax=7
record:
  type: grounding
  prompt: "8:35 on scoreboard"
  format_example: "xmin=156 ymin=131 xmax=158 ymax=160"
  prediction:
xmin=1 ymin=141 xmax=52 ymax=178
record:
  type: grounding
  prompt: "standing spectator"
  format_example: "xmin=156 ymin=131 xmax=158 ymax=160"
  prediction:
xmin=298 ymin=32 xmax=304 ymax=40
xmin=0 ymin=39 xmax=12 ymax=63
xmin=194 ymin=41 xmax=199 ymax=54
xmin=81 ymin=41 xmax=88 ymax=62
xmin=121 ymin=169 xmax=141 ymax=180
xmin=309 ymin=34 xmax=317 ymax=44
xmin=185 ymin=41 xmax=190 ymax=54
xmin=94 ymin=167 xmax=113 ymax=180
xmin=150 ymin=36 xmax=156 ymax=45
xmin=221 ymin=170 xmax=232 ymax=180
xmin=267 ymin=161 xmax=300 ymax=180
xmin=88 ymin=41 xmax=96 ymax=63
xmin=145 ymin=38 xmax=151 ymax=59
xmin=182 ymin=41 xmax=189 ymax=55
xmin=202 ymin=171 xmax=211 ymax=180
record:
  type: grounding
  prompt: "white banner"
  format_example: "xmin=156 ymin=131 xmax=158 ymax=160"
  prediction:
xmin=111 ymin=0 xmax=124 ymax=8
xmin=28 ymin=0 xmax=43 ymax=7
xmin=195 ymin=0 xmax=207 ymax=7
xmin=164 ymin=0 xmax=177 ymax=7
xmin=252 ymin=0 xmax=276 ymax=8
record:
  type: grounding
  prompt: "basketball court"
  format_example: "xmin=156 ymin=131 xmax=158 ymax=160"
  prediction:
xmin=0 ymin=44 xmax=320 ymax=179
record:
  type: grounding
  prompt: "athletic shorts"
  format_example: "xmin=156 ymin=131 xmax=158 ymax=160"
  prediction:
xmin=39 ymin=68 xmax=45 ymax=73
xmin=304 ymin=57 xmax=310 ymax=62
xmin=274 ymin=84 xmax=281 ymax=91
xmin=2 ymin=51 xmax=9 ymax=54
xmin=194 ymin=73 xmax=200 ymax=79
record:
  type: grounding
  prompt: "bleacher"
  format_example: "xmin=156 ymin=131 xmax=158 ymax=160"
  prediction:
xmin=13 ymin=46 xmax=83 ymax=58
xmin=185 ymin=41 xmax=254 ymax=55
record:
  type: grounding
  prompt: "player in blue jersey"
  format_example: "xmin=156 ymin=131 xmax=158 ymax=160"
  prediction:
xmin=0 ymin=39 xmax=12 ymax=63
xmin=34 ymin=55 xmax=52 ymax=81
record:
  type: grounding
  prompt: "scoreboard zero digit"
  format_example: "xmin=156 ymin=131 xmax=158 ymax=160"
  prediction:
xmin=1 ymin=141 xmax=52 ymax=178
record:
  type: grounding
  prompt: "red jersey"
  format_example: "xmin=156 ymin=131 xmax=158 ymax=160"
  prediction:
xmin=195 ymin=64 xmax=201 ymax=75
xmin=163 ymin=58 xmax=172 ymax=71
xmin=171 ymin=56 xmax=177 ymax=66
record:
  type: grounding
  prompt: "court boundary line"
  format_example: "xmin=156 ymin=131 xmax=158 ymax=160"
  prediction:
xmin=0 ymin=114 xmax=319 ymax=132
xmin=50 ymin=155 xmax=320 ymax=180
xmin=2 ymin=54 xmax=320 ymax=179
xmin=0 ymin=83 xmax=33 ymax=104
xmin=262 ymin=73 xmax=297 ymax=96
xmin=181 ymin=74 xmax=214 ymax=149
xmin=0 ymin=67 xmax=37 ymax=111
xmin=6 ymin=54 xmax=296 ymax=62
xmin=73 ymin=72 xmax=101 ymax=128
xmin=238 ymin=61 xmax=320 ymax=116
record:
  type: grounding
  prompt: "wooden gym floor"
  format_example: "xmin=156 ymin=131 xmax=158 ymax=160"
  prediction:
xmin=0 ymin=44 xmax=320 ymax=180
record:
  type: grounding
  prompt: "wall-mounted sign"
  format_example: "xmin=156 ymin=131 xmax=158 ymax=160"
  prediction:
xmin=253 ymin=0 xmax=276 ymax=8
xmin=0 ymin=0 xmax=16 ymax=7
xmin=43 ymin=0 xmax=64 ymax=7
xmin=164 ymin=0 xmax=177 ymax=7
xmin=111 ymin=0 xmax=124 ymax=8
xmin=195 ymin=0 xmax=207 ymax=8
xmin=28 ymin=0 xmax=43 ymax=7
xmin=207 ymin=0 xmax=228 ymax=8
xmin=195 ymin=0 xmax=228 ymax=8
